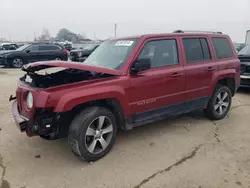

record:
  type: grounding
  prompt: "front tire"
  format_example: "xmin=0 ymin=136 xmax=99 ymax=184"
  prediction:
xmin=204 ymin=85 xmax=232 ymax=120
xmin=11 ymin=57 xmax=24 ymax=68
xmin=68 ymin=106 xmax=118 ymax=161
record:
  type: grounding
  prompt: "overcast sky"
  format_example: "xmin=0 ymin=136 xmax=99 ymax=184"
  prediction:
xmin=1 ymin=0 xmax=249 ymax=42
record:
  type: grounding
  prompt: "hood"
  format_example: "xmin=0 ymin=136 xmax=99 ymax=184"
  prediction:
xmin=22 ymin=61 xmax=123 ymax=76
xmin=0 ymin=50 xmax=14 ymax=55
xmin=70 ymin=49 xmax=92 ymax=54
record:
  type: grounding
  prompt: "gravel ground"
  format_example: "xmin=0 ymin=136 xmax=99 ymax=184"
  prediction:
xmin=0 ymin=68 xmax=250 ymax=188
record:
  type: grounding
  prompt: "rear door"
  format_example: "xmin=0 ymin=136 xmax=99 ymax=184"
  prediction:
xmin=38 ymin=45 xmax=61 ymax=61
xmin=128 ymin=37 xmax=185 ymax=121
xmin=181 ymin=37 xmax=217 ymax=106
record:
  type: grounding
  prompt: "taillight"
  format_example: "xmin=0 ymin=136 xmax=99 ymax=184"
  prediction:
xmin=63 ymin=49 xmax=69 ymax=53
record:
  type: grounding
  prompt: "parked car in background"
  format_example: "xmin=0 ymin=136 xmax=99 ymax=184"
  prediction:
xmin=0 ymin=43 xmax=68 ymax=68
xmin=234 ymin=43 xmax=246 ymax=52
xmin=70 ymin=44 xmax=100 ymax=62
xmin=238 ymin=44 xmax=250 ymax=87
xmin=0 ymin=43 xmax=19 ymax=50
xmin=17 ymin=44 xmax=25 ymax=48
xmin=11 ymin=30 xmax=240 ymax=161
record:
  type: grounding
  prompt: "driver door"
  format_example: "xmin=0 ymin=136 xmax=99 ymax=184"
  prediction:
xmin=25 ymin=45 xmax=40 ymax=63
xmin=128 ymin=37 xmax=185 ymax=122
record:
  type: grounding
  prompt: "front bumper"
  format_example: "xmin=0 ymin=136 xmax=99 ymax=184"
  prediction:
xmin=240 ymin=75 xmax=250 ymax=87
xmin=0 ymin=57 xmax=6 ymax=65
xmin=11 ymin=100 xmax=70 ymax=139
xmin=12 ymin=100 xmax=28 ymax=132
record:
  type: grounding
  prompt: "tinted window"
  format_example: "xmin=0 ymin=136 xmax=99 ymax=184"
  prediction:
xmin=39 ymin=45 xmax=54 ymax=51
xmin=27 ymin=45 xmax=39 ymax=52
xmin=50 ymin=45 xmax=61 ymax=50
xmin=138 ymin=39 xmax=179 ymax=68
xmin=212 ymin=38 xmax=233 ymax=59
xmin=183 ymin=38 xmax=211 ymax=63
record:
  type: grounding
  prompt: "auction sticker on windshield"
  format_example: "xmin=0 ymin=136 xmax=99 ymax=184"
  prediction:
xmin=115 ymin=41 xmax=134 ymax=46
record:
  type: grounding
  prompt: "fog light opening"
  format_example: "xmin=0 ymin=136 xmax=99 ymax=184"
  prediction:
xmin=31 ymin=124 xmax=39 ymax=133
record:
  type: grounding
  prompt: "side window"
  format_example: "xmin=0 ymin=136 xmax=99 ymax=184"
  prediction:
xmin=27 ymin=45 xmax=39 ymax=52
xmin=182 ymin=38 xmax=211 ymax=63
xmin=39 ymin=45 xmax=54 ymax=51
xmin=212 ymin=37 xmax=233 ymax=59
xmin=137 ymin=39 xmax=179 ymax=68
xmin=51 ymin=45 xmax=61 ymax=50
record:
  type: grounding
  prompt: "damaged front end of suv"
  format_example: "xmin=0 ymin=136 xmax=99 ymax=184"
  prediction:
xmin=10 ymin=61 xmax=121 ymax=140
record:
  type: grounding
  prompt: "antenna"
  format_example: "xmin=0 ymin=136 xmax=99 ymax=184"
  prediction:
xmin=114 ymin=23 xmax=117 ymax=38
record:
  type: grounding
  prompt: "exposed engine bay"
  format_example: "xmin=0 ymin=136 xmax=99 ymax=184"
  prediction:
xmin=20 ymin=68 xmax=114 ymax=88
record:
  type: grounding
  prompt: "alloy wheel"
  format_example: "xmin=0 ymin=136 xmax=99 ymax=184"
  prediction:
xmin=214 ymin=91 xmax=229 ymax=116
xmin=13 ymin=58 xmax=23 ymax=68
xmin=85 ymin=116 xmax=113 ymax=154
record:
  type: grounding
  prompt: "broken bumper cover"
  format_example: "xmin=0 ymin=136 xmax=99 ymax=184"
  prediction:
xmin=12 ymin=100 xmax=28 ymax=132
xmin=12 ymin=100 xmax=70 ymax=139
xmin=12 ymin=100 xmax=40 ymax=137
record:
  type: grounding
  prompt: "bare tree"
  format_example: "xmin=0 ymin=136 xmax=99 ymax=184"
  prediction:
xmin=38 ymin=28 xmax=50 ymax=41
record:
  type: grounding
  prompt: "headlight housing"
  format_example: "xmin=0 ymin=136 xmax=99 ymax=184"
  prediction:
xmin=26 ymin=92 xmax=33 ymax=109
xmin=78 ymin=52 xmax=82 ymax=57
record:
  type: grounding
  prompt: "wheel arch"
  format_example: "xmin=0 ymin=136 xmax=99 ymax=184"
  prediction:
xmin=70 ymin=98 xmax=126 ymax=130
xmin=215 ymin=77 xmax=235 ymax=96
xmin=210 ymin=70 xmax=236 ymax=96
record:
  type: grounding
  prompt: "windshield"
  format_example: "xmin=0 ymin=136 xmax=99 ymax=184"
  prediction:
xmin=16 ymin=44 xmax=30 ymax=51
xmin=83 ymin=39 xmax=138 ymax=69
xmin=238 ymin=44 xmax=250 ymax=55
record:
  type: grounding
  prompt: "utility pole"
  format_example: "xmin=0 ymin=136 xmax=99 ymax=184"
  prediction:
xmin=114 ymin=23 xmax=117 ymax=38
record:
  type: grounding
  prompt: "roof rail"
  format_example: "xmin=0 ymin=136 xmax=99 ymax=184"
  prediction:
xmin=173 ymin=30 xmax=223 ymax=34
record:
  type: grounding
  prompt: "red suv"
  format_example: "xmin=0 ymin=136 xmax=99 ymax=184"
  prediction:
xmin=11 ymin=30 xmax=240 ymax=161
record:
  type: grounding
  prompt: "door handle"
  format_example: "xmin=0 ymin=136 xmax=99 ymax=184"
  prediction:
xmin=205 ymin=67 xmax=216 ymax=72
xmin=171 ymin=72 xmax=182 ymax=77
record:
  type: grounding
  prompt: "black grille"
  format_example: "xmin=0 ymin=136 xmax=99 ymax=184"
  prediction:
xmin=20 ymin=121 xmax=27 ymax=132
xmin=241 ymin=64 xmax=246 ymax=73
xmin=241 ymin=64 xmax=250 ymax=74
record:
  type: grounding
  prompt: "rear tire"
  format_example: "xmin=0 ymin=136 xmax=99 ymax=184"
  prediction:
xmin=55 ymin=57 xmax=61 ymax=61
xmin=68 ymin=106 xmax=118 ymax=161
xmin=204 ymin=85 xmax=232 ymax=120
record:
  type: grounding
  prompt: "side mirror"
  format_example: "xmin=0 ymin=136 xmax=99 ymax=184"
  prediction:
xmin=130 ymin=58 xmax=151 ymax=74
xmin=26 ymin=50 xmax=30 ymax=53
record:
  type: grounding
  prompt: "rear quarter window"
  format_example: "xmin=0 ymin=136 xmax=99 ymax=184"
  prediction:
xmin=51 ymin=45 xmax=61 ymax=50
xmin=212 ymin=37 xmax=233 ymax=59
